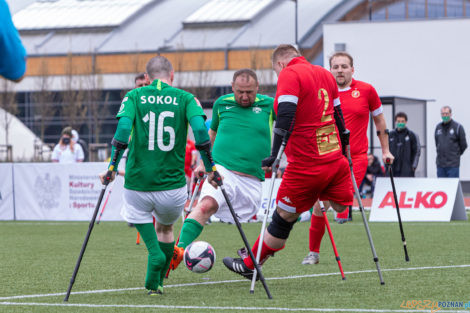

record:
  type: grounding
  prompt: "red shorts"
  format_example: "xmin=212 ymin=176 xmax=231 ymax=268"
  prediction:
xmin=351 ymin=153 xmax=368 ymax=189
xmin=276 ymin=157 xmax=353 ymax=213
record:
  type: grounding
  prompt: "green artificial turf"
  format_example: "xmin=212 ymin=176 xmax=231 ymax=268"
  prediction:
xmin=1 ymin=211 xmax=469 ymax=313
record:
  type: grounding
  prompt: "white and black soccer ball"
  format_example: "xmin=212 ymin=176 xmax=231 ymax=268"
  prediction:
xmin=183 ymin=241 xmax=216 ymax=273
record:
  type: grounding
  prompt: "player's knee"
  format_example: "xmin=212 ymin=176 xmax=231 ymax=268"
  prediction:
xmin=197 ymin=196 xmax=218 ymax=216
xmin=267 ymin=210 xmax=297 ymax=240
xmin=156 ymin=223 xmax=173 ymax=235
xmin=331 ymin=202 xmax=347 ymax=213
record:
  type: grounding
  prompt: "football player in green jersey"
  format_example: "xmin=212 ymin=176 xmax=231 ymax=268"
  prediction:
xmin=100 ymin=56 xmax=212 ymax=295
xmin=170 ymin=68 xmax=276 ymax=271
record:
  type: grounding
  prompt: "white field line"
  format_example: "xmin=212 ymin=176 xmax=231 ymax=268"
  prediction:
xmin=0 ymin=264 xmax=469 ymax=301
xmin=0 ymin=301 xmax=469 ymax=312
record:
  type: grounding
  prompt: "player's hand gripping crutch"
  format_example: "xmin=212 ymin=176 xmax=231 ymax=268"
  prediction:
xmin=165 ymin=171 xmax=205 ymax=279
xmin=386 ymin=159 xmax=410 ymax=262
xmin=249 ymin=139 xmax=287 ymax=292
xmin=319 ymin=200 xmax=346 ymax=280
xmin=64 ymin=138 xmax=127 ymax=302
xmin=197 ymin=141 xmax=273 ymax=299
xmin=344 ymin=131 xmax=385 ymax=285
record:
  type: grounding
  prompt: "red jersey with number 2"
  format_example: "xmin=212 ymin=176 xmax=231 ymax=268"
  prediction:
xmin=274 ymin=56 xmax=342 ymax=165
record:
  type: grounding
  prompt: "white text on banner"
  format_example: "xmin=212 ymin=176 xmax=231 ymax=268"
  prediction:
xmin=370 ymin=177 xmax=467 ymax=222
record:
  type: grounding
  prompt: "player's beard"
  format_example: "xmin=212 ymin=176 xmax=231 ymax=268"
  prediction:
xmin=336 ymin=76 xmax=350 ymax=89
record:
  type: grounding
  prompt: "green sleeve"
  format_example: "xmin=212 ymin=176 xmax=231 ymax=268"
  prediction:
xmin=108 ymin=117 xmax=132 ymax=171
xmin=185 ymin=94 xmax=206 ymax=121
xmin=189 ymin=115 xmax=212 ymax=172
xmin=116 ymin=91 xmax=136 ymax=120
xmin=210 ymin=100 xmax=220 ymax=131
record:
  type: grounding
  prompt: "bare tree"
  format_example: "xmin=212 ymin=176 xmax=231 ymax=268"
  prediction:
xmin=84 ymin=65 xmax=109 ymax=144
xmin=0 ymin=79 xmax=18 ymax=147
xmin=31 ymin=57 xmax=57 ymax=142
xmin=173 ymin=44 xmax=216 ymax=103
xmin=61 ymin=53 xmax=87 ymax=129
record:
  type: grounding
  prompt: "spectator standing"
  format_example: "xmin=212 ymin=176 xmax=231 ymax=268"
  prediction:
xmin=360 ymin=153 xmax=385 ymax=197
xmin=389 ymin=112 xmax=421 ymax=177
xmin=51 ymin=127 xmax=84 ymax=163
xmin=435 ymin=106 xmax=467 ymax=178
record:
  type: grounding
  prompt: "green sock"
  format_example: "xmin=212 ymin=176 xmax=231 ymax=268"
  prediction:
xmin=135 ymin=223 xmax=165 ymax=291
xmin=177 ymin=218 xmax=203 ymax=249
xmin=159 ymin=241 xmax=175 ymax=285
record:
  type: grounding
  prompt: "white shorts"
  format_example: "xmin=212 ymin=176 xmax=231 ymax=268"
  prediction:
xmin=199 ymin=164 xmax=261 ymax=223
xmin=121 ymin=186 xmax=187 ymax=225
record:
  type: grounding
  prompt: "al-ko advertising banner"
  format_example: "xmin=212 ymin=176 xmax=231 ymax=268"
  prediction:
xmin=13 ymin=163 xmax=125 ymax=221
xmin=370 ymin=178 xmax=467 ymax=222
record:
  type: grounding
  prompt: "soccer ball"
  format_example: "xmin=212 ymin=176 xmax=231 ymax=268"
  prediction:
xmin=183 ymin=241 xmax=216 ymax=273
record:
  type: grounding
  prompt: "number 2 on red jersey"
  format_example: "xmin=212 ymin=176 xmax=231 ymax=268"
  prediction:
xmin=316 ymin=88 xmax=340 ymax=155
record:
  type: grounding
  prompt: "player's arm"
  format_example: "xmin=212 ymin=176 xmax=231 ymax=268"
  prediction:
xmin=189 ymin=115 xmax=212 ymax=172
xmin=333 ymin=100 xmax=350 ymax=155
xmin=262 ymin=99 xmax=296 ymax=168
xmin=209 ymin=129 xmax=217 ymax=147
xmin=373 ymin=113 xmax=394 ymax=164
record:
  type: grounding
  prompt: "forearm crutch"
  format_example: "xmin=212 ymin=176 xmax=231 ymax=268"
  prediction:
xmin=346 ymin=142 xmax=385 ymax=285
xmin=386 ymin=160 xmax=410 ymax=262
xmin=198 ymin=141 xmax=272 ymax=299
xmin=250 ymin=140 xmax=286 ymax=292
xmin=319 ymin=200 xmax=346 ymax=280
xmin=64 ymin=139 xmax=126 ymax=301
xmin=96 ymin=179 xmax=115 ymax=224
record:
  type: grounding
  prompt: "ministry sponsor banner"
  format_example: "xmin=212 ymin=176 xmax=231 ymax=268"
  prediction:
xmin=14 ymin=163 xmax=125 ymax=221
xmin=370 ymin=177 xmax=467 ymax=222
xmin=0 ymin=163 xmax=14 ymax=220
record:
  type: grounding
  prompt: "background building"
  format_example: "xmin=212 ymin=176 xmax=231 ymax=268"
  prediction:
xmin=1 ymin=0 xmax=469 ymax=184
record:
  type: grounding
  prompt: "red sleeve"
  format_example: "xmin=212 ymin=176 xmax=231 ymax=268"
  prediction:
xmin=368 ymin=85 xmax=382 ymax=112
xmin=274 ymin=68 xmax=300 ymax=114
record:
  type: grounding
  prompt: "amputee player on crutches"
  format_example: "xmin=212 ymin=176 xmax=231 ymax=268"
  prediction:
xmin=99 ymin=56 xmax=213 ymax=296
xmin=302 ymin=51 xmax=394 ymax=265
xmin=223 ymin=44 xmax=353 ymax=281
xmin=169 ymin=68 xmax=276 ymax=274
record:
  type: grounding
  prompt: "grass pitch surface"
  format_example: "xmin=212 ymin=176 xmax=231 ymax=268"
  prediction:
xmin=1 ymin=211 xmax=469 ymax=313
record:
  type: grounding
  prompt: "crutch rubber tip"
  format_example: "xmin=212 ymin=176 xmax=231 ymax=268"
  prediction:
xmin=381 ymin=282 xmax=385 ymax=285
xmin=405 ymin=257 xmax=410 ymax=262
xmin=250 ymin=290 xmax=254 ymax=294
xmin=342 ymin=277 xmax=346 ymax=280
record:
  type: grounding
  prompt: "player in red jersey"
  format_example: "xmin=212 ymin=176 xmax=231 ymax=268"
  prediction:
xmin=222 ymin=44 xmax=353 ymax=280
xmin=302 ymin=51 xmax=394 ymax=265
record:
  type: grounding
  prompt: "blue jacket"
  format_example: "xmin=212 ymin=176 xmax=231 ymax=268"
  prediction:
xmin=0 ymin=0 xmax=27 ymax=81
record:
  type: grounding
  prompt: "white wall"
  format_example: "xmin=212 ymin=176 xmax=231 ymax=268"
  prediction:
xmin=323 ymin=18 xmax=470 ymax=180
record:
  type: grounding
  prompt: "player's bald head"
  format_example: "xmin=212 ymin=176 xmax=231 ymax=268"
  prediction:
xmin=232 ymin=68 xmax=258 ymax=84
xmin=146 ymin=56 xmax=174 ymax=81
xmin=272 ymin=44 xmax=300 ymax=64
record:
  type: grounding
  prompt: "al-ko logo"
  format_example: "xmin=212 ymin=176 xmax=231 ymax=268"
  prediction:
xmin=379 ymin=191 xmax=448 ymax=209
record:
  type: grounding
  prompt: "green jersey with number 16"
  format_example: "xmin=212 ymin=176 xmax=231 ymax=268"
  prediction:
xmin=116 ymin=79 xmax=206 ymax=191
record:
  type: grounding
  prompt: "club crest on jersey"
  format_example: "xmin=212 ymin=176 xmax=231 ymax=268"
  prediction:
xmin=252 ymin=107 xmax=262 ymax=114
xmin=118 ymin=97 xmax=128 ymax=113
xmin=351 ymin=90 xmax=360 ymax=98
